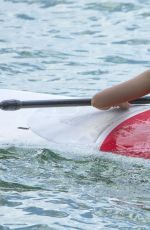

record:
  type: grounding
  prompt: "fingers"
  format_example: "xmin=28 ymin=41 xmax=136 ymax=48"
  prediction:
xmin=118 ymin=102 xmax=130 ymax=110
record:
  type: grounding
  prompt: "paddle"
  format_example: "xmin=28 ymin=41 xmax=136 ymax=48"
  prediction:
xmin=0 ymin=97 xmax=150 ymax=111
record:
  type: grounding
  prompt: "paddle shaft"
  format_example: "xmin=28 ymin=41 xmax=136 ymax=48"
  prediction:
xmin=0 ymin=98 xmax=91 ymax=111
xmin=0 ymin=97 xmax=150 ymax=111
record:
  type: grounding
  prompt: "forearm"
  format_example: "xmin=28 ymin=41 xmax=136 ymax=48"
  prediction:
xmin=92 ymin=70 xmax=150 ymax=109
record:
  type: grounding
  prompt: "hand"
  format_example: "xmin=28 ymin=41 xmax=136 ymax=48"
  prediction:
xmin=117 ymin=102 xmax=130 ymax=109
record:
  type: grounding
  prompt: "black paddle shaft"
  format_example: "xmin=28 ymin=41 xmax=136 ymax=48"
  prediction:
xmin=0 ymin=98 xmax=91 ymax=111
xmin=130 ymin=97 xmax=150 ymax=104
xmin=0 ymin=97 xmax=149 ymax=111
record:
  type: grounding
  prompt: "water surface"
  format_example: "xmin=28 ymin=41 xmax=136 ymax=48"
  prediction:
xmin=0 ymin=0 xmax=150 ymax=229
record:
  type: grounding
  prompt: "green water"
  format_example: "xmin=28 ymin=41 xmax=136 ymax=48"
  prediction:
xmin=0 ymin=148 xmax=150 ymax=229
xmin=0 ymin=0 xmax=150 ymax=229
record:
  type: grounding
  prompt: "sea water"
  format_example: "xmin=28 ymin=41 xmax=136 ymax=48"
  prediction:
xmin=0 ymin=0 xmax=150 ymax=229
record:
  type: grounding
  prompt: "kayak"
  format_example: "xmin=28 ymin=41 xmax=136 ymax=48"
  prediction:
xmin=0 ymin=89 xmax=149 ymax=160
xmin=0 ymin=89 xmax=57 ymax=148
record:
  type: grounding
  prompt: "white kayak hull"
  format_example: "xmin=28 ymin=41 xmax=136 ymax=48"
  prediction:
xmin=0 ymin=89 xmax=66 ymax=148
xmin=0 ymin=89 xmax=149 ymax=159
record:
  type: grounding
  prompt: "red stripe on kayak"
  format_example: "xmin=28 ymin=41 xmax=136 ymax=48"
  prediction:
xmin=100 ymin=110 xmax=150 ymax=159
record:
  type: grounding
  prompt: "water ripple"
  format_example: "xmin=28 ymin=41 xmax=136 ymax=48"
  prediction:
xmin=85 ymin=2 xmax=138 ymax=12
xmin=0 ymin=180 xmax=42 ymax=192
xmin=16 ymin=14 xmax=35 ymax=20
xmin=102 ymin=55 xmax=149 ymax=65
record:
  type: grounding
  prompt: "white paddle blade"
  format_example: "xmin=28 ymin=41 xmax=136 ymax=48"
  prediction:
xmin=29 ymin=106 xmax=119 ymax=147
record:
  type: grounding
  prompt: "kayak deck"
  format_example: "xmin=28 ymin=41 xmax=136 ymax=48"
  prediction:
xmin=0 ymin=89 xmax=149 ymax=160
xmin=0 ymin=89 xmax=66 ymax=148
